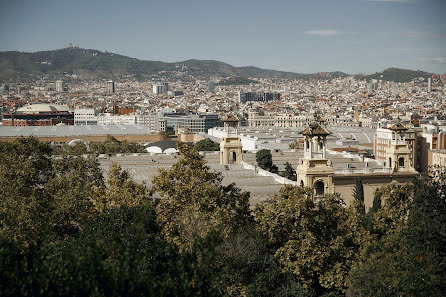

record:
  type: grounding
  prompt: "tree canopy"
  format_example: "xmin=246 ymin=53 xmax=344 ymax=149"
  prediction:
xmin=1 ymin=136 xmax=445 ymax=297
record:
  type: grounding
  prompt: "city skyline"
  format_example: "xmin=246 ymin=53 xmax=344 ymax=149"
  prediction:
xmin=1 ymin=0 xmax=446 ymax=74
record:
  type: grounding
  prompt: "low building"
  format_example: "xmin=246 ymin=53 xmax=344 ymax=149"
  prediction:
xmin=2 ymin=104 xmax=74 ymax=126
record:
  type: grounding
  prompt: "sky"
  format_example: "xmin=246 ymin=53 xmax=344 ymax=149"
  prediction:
xmin=1 ymin=0 xmax=445 ymax=74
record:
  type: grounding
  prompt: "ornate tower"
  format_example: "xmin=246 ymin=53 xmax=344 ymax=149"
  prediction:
xmin=296 ymin=115 xmax=334 ymax=196
xmin=385 ymin=121 xmax=415 ymax=172
xmin=220 ymin=115 xmax=243 ymax=165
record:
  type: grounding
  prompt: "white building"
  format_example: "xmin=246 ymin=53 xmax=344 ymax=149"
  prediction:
xmin=153 ymin=83 xmax=168 ymax=95
xmin=55 ymin=80 xmax=64 ymax=93
xmin=74 ymin=108 xmax=98 ymax=125
xmin=97 ymin=113 xmax=137 ymax=126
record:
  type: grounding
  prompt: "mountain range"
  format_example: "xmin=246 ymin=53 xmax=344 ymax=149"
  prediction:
xmin=0 ymin=48 xmax=433 ymax=83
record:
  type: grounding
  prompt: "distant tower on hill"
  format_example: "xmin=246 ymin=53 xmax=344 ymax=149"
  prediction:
xmin=107 ymin=80 xmax=115 ymax=94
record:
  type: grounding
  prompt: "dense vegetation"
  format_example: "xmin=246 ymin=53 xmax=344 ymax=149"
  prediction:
xmin=256 ymin=149 xmax=279 ymax=173
xmin=53 ymin=135 xmax=146 ymax=155
xmin=194 ymin=138 xmax=220 ymax=151
xmin=357 ymin=67 xmax=432 ymax=83
xmin=1 ymin=137 xmax=445 ymax=296
xmin=0 ymin=48 xmax=349 ymax=82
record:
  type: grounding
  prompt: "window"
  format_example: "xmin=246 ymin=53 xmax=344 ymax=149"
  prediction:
xmin=315 ymin=181 xmax=325 ymax=196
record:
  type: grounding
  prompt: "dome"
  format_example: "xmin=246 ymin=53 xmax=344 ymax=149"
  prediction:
xmin=16 ymin=104 xmax=73 ymax=114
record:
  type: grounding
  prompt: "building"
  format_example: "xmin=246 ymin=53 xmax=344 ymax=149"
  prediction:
xmin=295 ymin=116 xmax=418 ymax=207
xmin=153 ymin=83 xmax=168 ymax=95
xmin=167 ymin=90 xmax=184 ymax=97
xmin=1 ymin=84 xmax=9 ymax=94
xmin=427 ymin=77 xmax=432 ymax=93
xmin=239 ymin=91 xmax=281 ymax=103
xmin=74 ymin=108 xmax=98 ymax=125
xmin=219 ymin=116 xmax=243 ymax=165
xmin=97 ymin=113 xmax=137 ymax=126
xmin=158 ymin=113 xmax=222 ymax=134
xmin=374 ymin=124 xmax=417 ymax=169
xmin=2 ymin=104 xmax=74 ymax=126
xmin=107 ymin=81 xmax=115 ymax=94
xmin=55 ymin=80 xmax=64 ymax=93
xmin=208 ymin=81 xmax=215 ymax=93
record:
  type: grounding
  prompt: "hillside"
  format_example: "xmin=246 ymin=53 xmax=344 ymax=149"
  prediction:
xmin=0 ymin=48 xmax=348 ymax=82
xmin=357 ymin=67 xmax=432 ymax=83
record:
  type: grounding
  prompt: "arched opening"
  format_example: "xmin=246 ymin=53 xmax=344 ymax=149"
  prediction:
xmin=300 ymin=180 xmax=304 ymax=187
xmin=306 ymin=141 xmax=309 ymax=150
xmin=314 ymin=180 xmax=325 ymax=196
xmin=388 ymin=157 xmax=392 ymax=168
xmin=232 ymin=151 xmax=237 ymax=162
xmin=398 ymin=157 xmax=405 ymax=167
xmin=319 ymin=142 xmax=323 ymax=151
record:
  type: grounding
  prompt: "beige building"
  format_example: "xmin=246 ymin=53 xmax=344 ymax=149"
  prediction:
xmin=296 ymin=117 xmax=418 ymax=208
xmin=220 ymin=116 xmax=243 ymax=165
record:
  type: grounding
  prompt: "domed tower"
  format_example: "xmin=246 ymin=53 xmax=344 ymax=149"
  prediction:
xmin=385 ymin=120 xmax=415 ymax=172
xmin=220 ymin=115 xmax=243 ymax=165
xmin=296 ymin=114 xmax=334 ymax=196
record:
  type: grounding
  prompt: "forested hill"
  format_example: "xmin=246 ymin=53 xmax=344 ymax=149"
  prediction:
xmin=0 ymin=47 xmax=348 ymax=81
xmin=356 ymin=67 xmax=432 ymax=82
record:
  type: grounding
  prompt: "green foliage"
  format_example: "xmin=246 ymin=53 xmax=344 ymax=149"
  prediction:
xmin=353 ymin=178 xmax=364 ymax=202
xmin=256 ymin=186 xmax=366 ymax=296
xmin=283 ymin=162 xmax=297 ymax=181
xmin=214 ymin=225 xmax=305 ymax=297
xmin=256 ymin=149 xmax=278 ymax=173
xmin=2 ymin=136 xmax=446 ymax=296
xmin=89 ymin=135 xmax=146 ymax=154
xmin=92 ymin=162 xmax=149 ymax=212
xmin=0 ymin=48 xmax=348 ymax=82
xmin=195 ymin=138 xmax=220 ymax=151
xmin=288 ymin=140 xmax=299 ymax=150
xmin=348 ymin=178 xmax=446 ymax=296
xmin=52 ymin=135 xmax=146 ymax=155
xmin=151 ymin=143 xmax=251 ymax=250
xmin=0 ymin=206 xmax=223 ymax=297
xmin=352 ymin=178 xmax=365 ymax=216
xmin=358 ymin=67 xmax=431 ymax=83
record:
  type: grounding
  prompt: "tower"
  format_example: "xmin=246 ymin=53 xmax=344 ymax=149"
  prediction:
xmin=208 ymin=81 xmax=215 ymax=93
xmin=220 ymin=115 xmax=243 ymax=165
xmin=385 ymin=120 xmax=415 ymax=172
xmin=107 ymin=80 xmax=115 ymax=94
xmin=55 ymin=80 xmax=64 ymax=93
xmin=296 ymin=115 xmax=334 ymax=196
xmin=427 ymin=77 xmax=432 ymax=93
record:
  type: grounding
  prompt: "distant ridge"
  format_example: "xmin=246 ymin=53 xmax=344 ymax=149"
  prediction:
xmin=0 ymin=48 xmax=348 ymax=82
xmin=356 ymin=67 xmax=432 ymax=83
xmin=0 ymin=48 xmax=432 ymax=83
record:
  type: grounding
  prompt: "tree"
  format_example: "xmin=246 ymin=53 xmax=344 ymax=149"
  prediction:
xmin=92 ymin=162 xmax=149 ymax=212
xmin=0 ymin=137 xmax=54 ymax=247
xmin=0 ymin=206 xmax=224 ymax=297
xmin=151 ymin=143 xmax=251 ymax=250
xmin=256 ymin=186 xmax=366 ymax=296
xmin=89 ymin=135 xmax=145 ymax=154
xmin=256 ymin=149 xmax=278 ymax=173
xmin=348 ymin=179 xmax=446 ymax=297
xmin=352 ymin=177 xmax=365 ymax=215
xmin=288 ymin=140 xmax=299 ymax=150
xmin=283 ymin=162 xmax=296 ymax=181
xmin=195 ymin=138 xmax=220 ymax=151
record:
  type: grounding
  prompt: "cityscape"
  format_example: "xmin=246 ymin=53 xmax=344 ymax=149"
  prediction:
xmin=1 ymin=0 xmax=445 ymax=296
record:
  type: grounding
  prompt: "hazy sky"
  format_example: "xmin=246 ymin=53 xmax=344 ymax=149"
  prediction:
xmin=1 ymin=0 xmax=445 ymax=74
